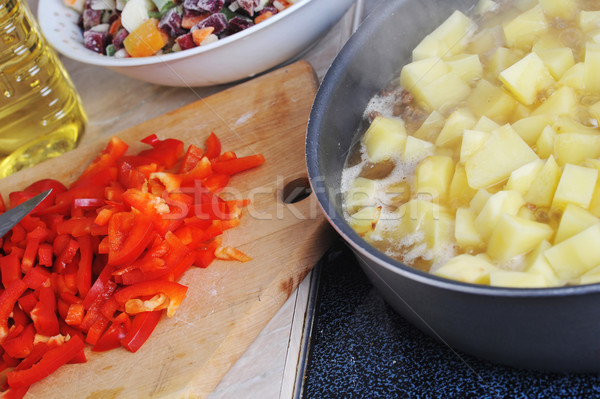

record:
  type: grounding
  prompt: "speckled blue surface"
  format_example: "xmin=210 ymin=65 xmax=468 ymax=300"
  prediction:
xmin=300 ymin=239 xmax=600 ymax=399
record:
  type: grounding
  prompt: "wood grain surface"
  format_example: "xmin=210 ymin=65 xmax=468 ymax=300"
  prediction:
xmin=0 ymin=60 xmax=334 ymax=398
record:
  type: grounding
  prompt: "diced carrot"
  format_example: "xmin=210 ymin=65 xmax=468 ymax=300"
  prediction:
xmin=182 ymin=12 xmax=210 ymax=30
xmin=123 ymin=19 xmax=169 ymax=58
xmin=192 ymin=27 xmax=215 ymax=46
xmin=108 ymin=17 xmax=122 ymax=37
xmin=255 ymin=12 xmax=273 ymax=24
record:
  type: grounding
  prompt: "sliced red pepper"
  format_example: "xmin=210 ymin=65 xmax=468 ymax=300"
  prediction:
xmin=21 ymin=238 xmax=39 ymax=273
xmin=114 ymin=280 xmax=188 ymax=317
xmin=92 ymin=312 xmax=131 ymax=352
xmin=1 ymin=324 xmax=35 ymax=359
xmin=71 ymin=137 xmax=128 ymax=188
xmin=0 ymin=253 xmax=22 ymax=286
xmin=211 ymin=154 xmax=265 ymax=175
xmin=204 ymin=132 xmax=221 ymax=159
xmin=85 ymin=314 xmax=110 ymax=346
xmin=64 ymin=303 xmax=84 ymax=326
xmin=107 ymin=210 xmax=154 ymax=266
xmin=120 ymin=311 xmax=162 ymax=353
xmin=76 ymin=234 xmax=93 ymax=298
xmin=0 ymin=279 xmax=28 ymax=342
xmin=56 ymin=217 xmax=95 ymax=237
xmin=178 ymin=144 xmax=204 ymax=174
xmin=138 ymin=135 xmax=184 ymax=169
xmin=30 ymin=287 xmax=59 ymax=337
xmin=6 ymin=334 xmax=85 ymax=389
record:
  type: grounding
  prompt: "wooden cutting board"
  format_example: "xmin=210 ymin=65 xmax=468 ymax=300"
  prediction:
xmin=0 ymin=60 xmax=334 ymax=398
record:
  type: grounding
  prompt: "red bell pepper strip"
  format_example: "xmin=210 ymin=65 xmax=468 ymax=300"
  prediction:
xmin=71 ymin=137 xmax=128 ymax=187
xmin=114 ymin=280 xmax=188 ymax=317
xmin=30 ymin=288 xmax=60 ymax=337
xmin=120 ymin=311 xmax=161 ymax=353
xmin=22 ymin=266 xmax=50 ymax=290
xmin=138 ymin=135 xmax=184 ymax=169
xmin=204 ymin=132 xmax=221 ymax=159
xmin=21 ymin=238 xmax=39 ymax=273
xmin=0 ymin=279 xmax=28 ymax=342
xmin=6 ymin=334 xmax=85 ymax=389
xmin=211 ymin=154 xmax=265 ymax=175
xmin=107 ymin=211 xmax=154 ymax=265
xmin=1 ymin=324 xmax=35 ymax=359
xmin=64 ymin=303 xmax=84 ymax=326
xmin=76 ymin=235 xmax=93 ymax=298
xmin=0 ymin=253 xmax=21 ymax=286
xmin=178 ymin=144 xmax=204 ymax=174
xmin=92 ymin=312 xmax=131 ymax=352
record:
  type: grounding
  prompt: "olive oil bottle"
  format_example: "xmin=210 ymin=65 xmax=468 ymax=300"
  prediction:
xmin=0 ymin=0 xmax=86 ymax=178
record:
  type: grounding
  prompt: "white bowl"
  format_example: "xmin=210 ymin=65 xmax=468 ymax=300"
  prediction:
xmin=38 ymin=0 xmax=356 ymax=87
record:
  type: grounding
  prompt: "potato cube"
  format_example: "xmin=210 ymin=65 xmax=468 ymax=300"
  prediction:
xmin=455 ymin=207 xmax=485 ymax=250
xmin=392 ymin=199 xmax=446 ymax=238
xmin=412 ymin=35 xmax=450 ymax=61
xmin=427 ymin=10 xmax=476 ymax=56
xmin=449 ymin=164 xmax=477 ymax=208
xmin=506 ymin=159 xmax=545 ymax=196
xmin=485 ymin=47 xmax=523 ymax=80
xmin=524 ymin=155 xmax=561 ymax=208
xmin=467 ymin=79 xmax=517 ymax=124
xmin=475 ymin=190 xmax=525 ymax=240
xmin=400 ymin=57 xmax=450 ymax=102
xmin=524 ymin=240 xmax=561 ymax=286
xmin=362 ymin=116 xmax=407 ymax=162
xmin=465 ymin=124 xmax=539 ymax=189
xmin=473 ymin=116 xmax=500 ymax=132
xmin=535 ymin=125 xmax=556 ymax=159
xmin=534 ymin=47 xmax=575 ymax=80
xmin=469 ymin=188 xmax=493 ymax=214
xmin=499 ymin=52 xmax=555 ymax=105
xmin=460 ymin=130 xmax=490 ymax=163
xmin=419 ymin=72 xmax=472 ymax=112
xmin=344 ymin=177 xmax=378 ymax=214
xmin=348 ymin=206 xmax=381 ymax=236
xmin=415 ymin=155 xmax=455 ymax=201
xmin=403 ymin=136 xmax=434 ymax=163
xmin=433 ymin=254 xmax=496 ymax=284
xmin=558 ymin=62 xmax=584 ymax=90
xmin=583 ymin=42 xmax=600 ymax=93
xmin=553 ymin=133 xmax=600 ymax=166
xmin=436 ymin=108 xmax=476 ymax=148
xmin=538 ymin=0 xmax=577 ymax=20
xmin=446 ymin=54 xmax=483 ymax=83
xmin=544 ymin=223 xmax=600 ymax=281
xmin=588 ymin=100 xmax=600 ymax=122
xmin=579 ymin=265 xmax=600 ymax=285
xmin=502 ymin=5 xmax=549 ymax=50
xmin=554 ymin=204 xmax=599 ymax=244
xmin=474 ymin=0 xmax=498 ymax=15
xmin=489 ymin=270 xmax=548 ymax=288
xmin=531 ymin=86 xmax=577 ymax=117
xmin=487 ymin=214 xmax=554 ymax=262
xmin=588 ymin=180 xmax=600 ymax=218
xmin=579 ymin=11 xmax=600 ymax=31
xmin=424 ymin=210 xmax=455 ymax=251
xmin=413 ymin=110 xmax=445 ymax=142
xmin=511 ymin=114 xmax=551 ymax=145
xmin=552 ymin=164 xmax=598 ymax=210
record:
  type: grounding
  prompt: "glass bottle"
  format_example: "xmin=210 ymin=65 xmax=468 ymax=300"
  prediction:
xmin=0 ymin=0 xmax=86 ymax=178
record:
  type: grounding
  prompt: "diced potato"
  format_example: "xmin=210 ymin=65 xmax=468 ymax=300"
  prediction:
xmin=465 ymin=124 xmax=539 ymax=189
xmin=344 ymin=177 xmax=378 ymax=214
xmin=511 ymin=114 xmax=551 ymax=145
xmin=535 ymin=125 xmax=556 ymax=158
xmin=552 ymin=115 xmax=598 ymax=134
xmin=518 ymin=205 xmax=536 ymax=220
xmin=460 ymin=130 xmax=490 ymax=163
xmin=455 ymin=207 xmax=485 ymax=250
xmin=469 ymin=188 xmax=493 ymax=214
xmin=423 ymin=210 xmax=455 ymax=251
xmin=400 ymin=57 xmax=450 ymax=103
xmin=506 ymin=159 xmax=545 ymax=195
xmin=588 ymin=180 xmax=600 ymax=218
xmin=524 ymin=155 xmax=561 ymax=208
xmin=531 ymin=86 xmax=577 ymax=117
xmin=558 ymin=62 xmax=584 ymax=90
xmin=474 ymin=0 xmax=497 ymax=15
xmin=588 ymin=100 xmax=600 ymax=122
xmin=403 ymin=136 xmax=434 ymax=163
xmin=446 ymin=54 xmax=483 ymax=83
xmin=347 ymin=206 xmax=381 ymax=236
xmin=475 ymin=190 xmax=525 ymax=240
xmin=436 ymin=108 xmax=476 ymax=148
xmin=467 ymin=26 xmax=499 ymax=56
xmin=392 ymin=199 xmax=447 ymax=238
xmin=579 ymin=265 xmax=600 ymax=285
xmin=419 ymin=72 xmax=472 ymax=112
xmin=427 ymin=10 xmax=476 ymax=56
xmin=553 ymin=133 xmax=600 ymax=166
xmin=433 ymin=254 xmax=496 ymax=284
xmin=412 ymin=35 xmax=450 ymax=61
xmin=524 ymin=240 xmax=561 ymax=286
xmin=502 ymin=5 xmax=549 ymax=50
xmin=489 ymin=270 xmax=548 ymax=288
xmin=554 ymin=203 xmax=599 ymax=244
xmin=538 ymin=0 xmax=577 ymax=20
xmin=449 ymin=164 xmax=477 ymax=208
xmin=415 ymin=155 xmax=455 ymax=201
xmin=579 ymin=11 xmax=600 ymax=32
xmin=487 ymin=214 xmax=553 ymax=262
xmin=485 ymin=47 xmax=523 ymax=80
xmin=499 ymin=52 xmax=555 ymax=105
xmin=362 ymin=116 xmax=407 ymax=162
xmin=583 ymin=42 xmax=600 ymax=93
xmin=544 ymin=223 xmax=600 ymax=281
xmin=552 ymin=164 xmax=598 ymax=210
xmin=413 ymin=110 xmax=445 ymax=142
xmin=473 ymin=116 xmax=500 ymax=132
xmin=534 ymin=47 xmax=575 ymax=80
xmin=467 ymin=79 xmax=517 ymax=124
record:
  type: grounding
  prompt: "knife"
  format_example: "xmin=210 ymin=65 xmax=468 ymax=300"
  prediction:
xmin=0 ymin=189 xmax=52 ymax=238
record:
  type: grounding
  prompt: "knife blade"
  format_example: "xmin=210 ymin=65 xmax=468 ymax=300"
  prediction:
xmin=0 ymin=189 xmax=52 ymax=238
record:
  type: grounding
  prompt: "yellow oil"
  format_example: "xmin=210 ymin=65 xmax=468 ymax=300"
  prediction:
xmin=0 ymin=0 xmax=86 ymax=178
